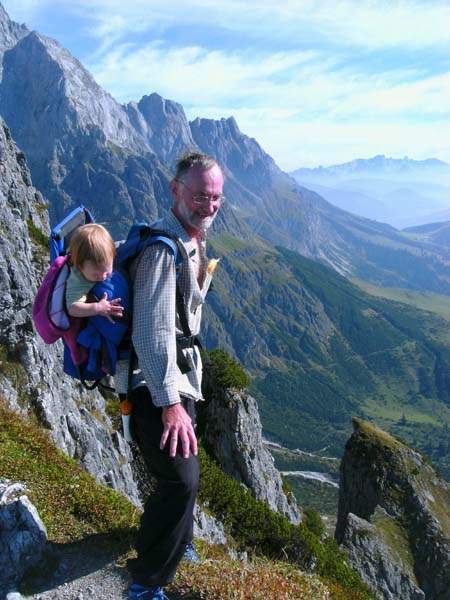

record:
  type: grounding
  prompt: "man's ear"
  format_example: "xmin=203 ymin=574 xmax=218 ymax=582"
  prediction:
xmin=170 ymin=179 xmax=179 ymax=200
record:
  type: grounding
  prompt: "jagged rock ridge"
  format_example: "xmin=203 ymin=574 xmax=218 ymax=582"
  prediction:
xmin=126 ymin=93 xmax=198 ymax=165
xmin=0 ymin=29 xmax=175 ymax=237
xmin=336 ymin=419 xmax=450 ymax=600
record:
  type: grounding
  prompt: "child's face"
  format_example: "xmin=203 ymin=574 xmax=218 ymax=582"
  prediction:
xmin=80 ymin=260 xmax=113 ymax=282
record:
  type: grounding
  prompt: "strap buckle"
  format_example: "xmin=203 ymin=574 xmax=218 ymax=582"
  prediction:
xmin=177 ymin=335 xmax=196 ymax=350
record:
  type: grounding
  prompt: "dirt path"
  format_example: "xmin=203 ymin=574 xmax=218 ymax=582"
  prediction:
xmin=18 ymin=537 xmax=189 ymax=600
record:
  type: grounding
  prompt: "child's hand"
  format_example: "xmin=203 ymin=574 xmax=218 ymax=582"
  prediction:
xmin=97 ymin=293 xmax=124 ymax=323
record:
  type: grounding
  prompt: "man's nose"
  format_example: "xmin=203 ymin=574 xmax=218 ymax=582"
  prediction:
xmin=204 ymin=200 xmax=218 ymax=214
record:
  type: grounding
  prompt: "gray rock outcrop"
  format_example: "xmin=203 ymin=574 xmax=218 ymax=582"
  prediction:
xmin=0 ymin=480 xmax=47 ymax=597
xmin=0 ymin=117 xmax=140 ymax=506
xmin=201 ymin=387 xmax=301 ymax=524
xmin=336 ymin=419 xmax=450 ymax=600
xmin=340 ymin=511 xmax=425 ymax=600
xmin=193 ymin=503 xmax=227 ymax=546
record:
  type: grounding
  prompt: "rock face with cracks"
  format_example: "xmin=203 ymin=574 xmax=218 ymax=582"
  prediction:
xmin=201 ymin=386 xmax=301 ymax=524
xmin=336 ymin=418 xmax=450 ymax=600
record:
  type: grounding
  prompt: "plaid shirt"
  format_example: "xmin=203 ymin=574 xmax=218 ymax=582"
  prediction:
xmin=117 ymin=210 xmax=212 ymax=407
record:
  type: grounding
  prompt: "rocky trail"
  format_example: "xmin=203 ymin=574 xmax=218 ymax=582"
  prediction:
xmin=13 ymin=537 xmax=192 ymax=600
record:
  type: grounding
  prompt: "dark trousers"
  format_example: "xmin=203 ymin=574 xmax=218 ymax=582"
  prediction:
xmin=126 ymin=386 xmax=199 ymax=588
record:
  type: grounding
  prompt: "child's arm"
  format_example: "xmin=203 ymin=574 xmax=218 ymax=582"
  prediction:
xmin=68 ymin=293 xmax=124 ymax=323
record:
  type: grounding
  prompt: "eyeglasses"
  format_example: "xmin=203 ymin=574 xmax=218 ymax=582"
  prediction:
xmin=175 ymin=179 xmax=226 ymax=206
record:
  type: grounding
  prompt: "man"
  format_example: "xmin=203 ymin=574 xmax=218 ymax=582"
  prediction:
xmin=126 ymin=153 xmax=225 ymax=600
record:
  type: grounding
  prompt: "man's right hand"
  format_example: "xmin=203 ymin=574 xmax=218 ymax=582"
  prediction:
xmin=160 ymin=403 xmax=198 ymax=459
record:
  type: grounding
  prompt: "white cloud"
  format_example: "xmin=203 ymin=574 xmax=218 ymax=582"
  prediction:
xmin=1 ymin=0 xmax=50 ymax=24
xmin=297 ymin=0 xmax=450 ymax=50
xmin=32 ymin=0 xmax=450 ymax=52
xmin=89 ymin=35 xmax=450 ymax=117
xmin=88 ymin=42 xmax=320 ymax=107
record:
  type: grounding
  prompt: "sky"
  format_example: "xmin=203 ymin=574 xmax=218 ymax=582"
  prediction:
xmin=3 ymin=0 xmax=450 ymax=171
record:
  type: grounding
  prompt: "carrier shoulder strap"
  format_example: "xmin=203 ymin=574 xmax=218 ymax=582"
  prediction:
xmin=130 ymin=226 xmax=192 ymax=339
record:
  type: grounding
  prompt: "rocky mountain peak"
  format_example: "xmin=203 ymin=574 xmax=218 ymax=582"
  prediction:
xmin=336 ymin=418 xmax=450 ymax=599
xmin=0 ymin=29 xmax=174 ymax=238
xmin=126 ymin=92 xmax=197 ymax=164
xmin=190 ymin=116 xmax=277 ymax=192
xmin=1 ymin=30 xmax=146 ymax=157
xmin=190 ymin=116 xmax=270 ymax=163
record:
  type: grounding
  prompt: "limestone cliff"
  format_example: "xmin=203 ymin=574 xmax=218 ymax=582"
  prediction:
xmin=0 ymin=117 xmax=140 ymax=506
xmin=200 ymin=384 xmax=301 ymax=524
xmin=336 ymin=419 xmax=450 ymax=600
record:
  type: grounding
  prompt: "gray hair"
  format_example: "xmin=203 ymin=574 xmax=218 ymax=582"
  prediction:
xmin=174 ymin=152 xmax=221 ymax=181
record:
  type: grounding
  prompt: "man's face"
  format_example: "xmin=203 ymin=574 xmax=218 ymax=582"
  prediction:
xmin=172 ymin=163 xmax=224 ymax=233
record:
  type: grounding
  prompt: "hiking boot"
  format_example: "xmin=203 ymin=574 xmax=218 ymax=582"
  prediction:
xmin=128 ymin=584 xmax=169 ymax=599
xmin=183 ymin=541 xmax=200 ymax=563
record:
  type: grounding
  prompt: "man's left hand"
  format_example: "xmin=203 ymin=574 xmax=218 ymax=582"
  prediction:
xmin=160 ymin=403 xmax=198 ymax=459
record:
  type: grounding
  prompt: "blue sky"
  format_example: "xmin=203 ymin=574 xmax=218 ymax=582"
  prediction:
xmin=4 ymin=0 xmax=450 ymax=170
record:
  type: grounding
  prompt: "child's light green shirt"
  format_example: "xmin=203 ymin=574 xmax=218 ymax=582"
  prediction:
xmin=65 ymin=268 xmax=94 ymax=306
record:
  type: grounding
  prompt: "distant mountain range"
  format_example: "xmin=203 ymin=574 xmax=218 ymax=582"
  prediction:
xmin=293 ymin=154 xmax=450 ymax=180
xmin=290 ymin=155 xmax=450 ymax=229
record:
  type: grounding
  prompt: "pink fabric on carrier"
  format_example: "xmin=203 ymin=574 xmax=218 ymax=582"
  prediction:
xmin=32 ymin=254 xmax=88 ymax=366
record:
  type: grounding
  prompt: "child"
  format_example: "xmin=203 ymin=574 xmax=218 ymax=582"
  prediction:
xmin=66 ymin=223 xmax=123 ymax=323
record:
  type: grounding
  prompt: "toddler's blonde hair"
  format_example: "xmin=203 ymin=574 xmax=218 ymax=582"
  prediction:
xmin=69 ymin=224 xmax=115 ymax=269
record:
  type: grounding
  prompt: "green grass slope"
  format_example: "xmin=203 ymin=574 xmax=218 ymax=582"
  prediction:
xmin=205 ymin=235 xmax=450 ymax=480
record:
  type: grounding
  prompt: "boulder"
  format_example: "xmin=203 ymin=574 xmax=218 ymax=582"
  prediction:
xmin=0 ymin=480 xmax=47 ymax=596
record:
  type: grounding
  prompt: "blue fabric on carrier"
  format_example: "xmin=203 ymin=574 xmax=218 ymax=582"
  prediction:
xmin=62 ymin=268 xmax=131 ymax=381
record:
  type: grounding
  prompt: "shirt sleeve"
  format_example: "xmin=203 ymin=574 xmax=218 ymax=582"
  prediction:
xmin=65 ymin=269 xmax=90 ymax=306
xmin=132 ymin=243 xmax=180 ymax=407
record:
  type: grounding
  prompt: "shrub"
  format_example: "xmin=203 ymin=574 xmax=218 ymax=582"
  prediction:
xmin=198 ymin=448 xmax=373 ymax=597
xmin=303 ymin=507 xmax=326 ymax=538
xmin=208 ymin=348 xmax=250 ymax=390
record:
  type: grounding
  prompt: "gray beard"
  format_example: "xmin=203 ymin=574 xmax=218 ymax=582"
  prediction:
xmin=179 ymin=203 xmax=218 ymax=231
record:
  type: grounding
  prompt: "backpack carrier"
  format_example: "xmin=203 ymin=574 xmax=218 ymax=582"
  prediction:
xmin=32 ymin=206 xmax=196 ymax=397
